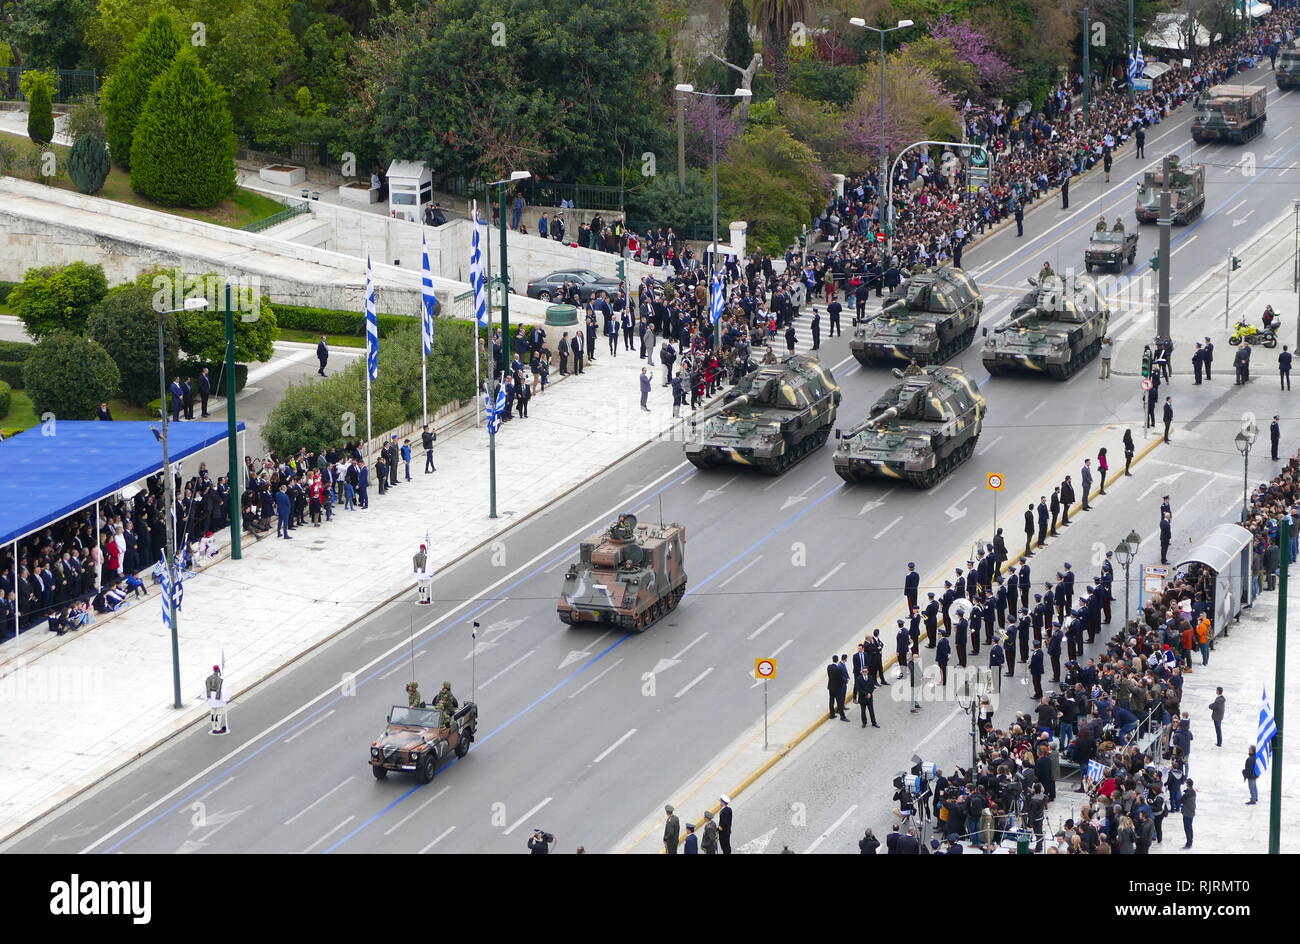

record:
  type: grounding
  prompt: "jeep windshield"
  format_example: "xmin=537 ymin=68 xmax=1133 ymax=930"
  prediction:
xmin=389 ymin=706 xmax=442 ymax=727
xmin=1092 ymin=231 xmax=1125 ymax=244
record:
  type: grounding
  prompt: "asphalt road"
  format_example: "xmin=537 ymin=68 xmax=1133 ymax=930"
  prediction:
xmin=5 ymin=62 xmax=1297 ymax=855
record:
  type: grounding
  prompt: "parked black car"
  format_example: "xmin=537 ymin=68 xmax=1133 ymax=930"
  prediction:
xmin=525 ymin=269 xmax=621 ymax=302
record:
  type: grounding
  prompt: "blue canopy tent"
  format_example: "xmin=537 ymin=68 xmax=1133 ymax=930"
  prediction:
xmin=1 ymin=421 xmax=243 ymax=639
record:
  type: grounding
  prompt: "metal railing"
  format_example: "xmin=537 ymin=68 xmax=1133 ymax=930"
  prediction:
xmin=242 ymin=201 xmax=312 ymax=233
xmin=0 ymin=68 xmax=98 ymax=103
xmin=439 ymin=175 xmax=624 ymax=211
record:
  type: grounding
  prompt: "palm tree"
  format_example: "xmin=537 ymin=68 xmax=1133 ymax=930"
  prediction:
xmin=747 ymin=0 xmax=809 ymax=94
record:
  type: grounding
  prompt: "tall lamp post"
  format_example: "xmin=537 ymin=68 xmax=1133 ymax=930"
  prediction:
xmin=673 ymin=83 xmax=752 ymax=348
xmin=849 ymin=17 xmax=915 ymax=262
xmin=155 ymin=296 xmax=208 ymax=709
xmin=1114 ymin=529 xmax=1142 ymax=627
xmin=483 ymin=169 xmax=531 ymax=520
xmin=1236 ymin=426 xmax=1257 ymax=522
xmin=955 ymin=670 xmax=985 ymax=772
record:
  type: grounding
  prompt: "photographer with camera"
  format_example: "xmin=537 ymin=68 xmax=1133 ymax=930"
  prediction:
xmin=527 ymin=828 xmax=554 ymax=854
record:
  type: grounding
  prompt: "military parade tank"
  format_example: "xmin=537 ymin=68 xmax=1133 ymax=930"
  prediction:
xmin=833 ymin=366 xmax=986 ymax=489
xmin=557 ymin=513 xmax=687 ymax=631
xmin=1191 ymin=84 xmax=1267 ymax=143
xmin=685 ymin=353 xmax=841 ymax=474
xmin=849 ymin=265 xmax=984 ymax=367
xmin=1135 ymin=156 xmax=1205 ymax=224
xmin=981 ymin=274 xmax=1110 ymax=380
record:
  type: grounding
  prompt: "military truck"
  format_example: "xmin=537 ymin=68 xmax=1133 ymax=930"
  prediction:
xmin=1192 ymin=84 xmax=1267 ymax=143
xmin=981 ymin=274 xmax=1110 ymax=380
xmin=557 ymin=513 xmax=686 ymax=632
xmin=1277 ymin=48 xmax=1300 ymax=90
xmin=370 ymin=701 xmax=478 ymax=782
xmin=833 ymin=366 xmax=986 ymax=489
xmin=685 ymin=353 xmax=841 ymax=474
xmin=1135 ymin=156 xmax=1205 ymax=225
xmin=849 ymin=266 xmax=984 ymax=366
xmin=1084 ymin=228 xmax=1138 ymax=272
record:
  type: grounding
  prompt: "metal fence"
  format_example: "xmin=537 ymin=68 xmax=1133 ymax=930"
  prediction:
xmin=242 ymin=201 xmax=312 ymax=234
xmin=626 ymin=222 xmax=717 ymax=242
xmin=0 ymin=68 xmax=98 ymax=103
xmin=438 ymin=174 xmax=624 ymax=211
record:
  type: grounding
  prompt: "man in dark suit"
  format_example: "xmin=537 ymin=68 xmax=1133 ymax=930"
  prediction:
xmin=317 ymin=335 xmax=328 ymax=376
xmin=1029 ymin=642 xmax=1045 ymax=700
xmin=1036 ymin=497 xmax=1048 ymax=547
xmin=169 ymin=377 xmax=183 ymax=422
xmin=558 ymin=333 xmax=570 ymax=375
xmin=198 ymin=367 xmax=211 ymax=417
xmin=572 ymin=330 xmax=585 ymax=374
xmin=855 ymin=668 xmax=879 ymax=727
xmin=1160 ymin=513 xmax=1172 ymax=564
xmin=181 ymin=377 xmax=194 ymax=420
xmin=904 ymin=562 xmax=919 ymax=611
xmin=827 ymin=655 xmax=848 ymax=721
xmin=1019 ymin=562 xmax=1031 ymax=610
xmin=1014 ymin=201 xmax=1024 ymax=238
xmin=1023 ymin=504 xmax=1035 ymax=557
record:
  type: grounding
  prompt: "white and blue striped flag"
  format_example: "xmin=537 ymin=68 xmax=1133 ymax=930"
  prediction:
xmin=365 ymin=256 xmax=379 ymax=381
xmin=485 ymin=383 xmax=507 ymax=435
xmin=469 ymin=200 xmax=488 ymax=329
xmin=159 ymin=556 xmax=183 ymax=628
xmin=421 ymin=231 xmax=438 ymax=356
xmin=1128 ymin=45 xmax=1146 ymax=82
xmin=1085 ymin=759 xmax=1107 ymax=782
xmin=1256 ymin=688 xmax=1277 ymax=777
xmin=709 ymin=274 xmax=724 ymax=324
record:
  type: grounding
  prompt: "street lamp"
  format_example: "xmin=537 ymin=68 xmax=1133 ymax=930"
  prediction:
xmin=1114 ymin=528 xmax=1141 ymax=627
xmin=156 ymin=296 xmax=208 ymax=709
xmin=1236 ymin=426 xmax=1257 ymax=523
xmin=483 ymin=169 xmax=531 ymax=520
xmin=849 ymin=17 xmax=915 ymax=263
xmin=955 ymin=672 xmax=983 ymax=772
xmin=674 ymin=83 xmax=752 ymax=349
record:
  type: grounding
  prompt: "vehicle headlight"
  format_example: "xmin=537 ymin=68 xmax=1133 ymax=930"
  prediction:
xmin=371 ymin=747 xmax=381 ymax=758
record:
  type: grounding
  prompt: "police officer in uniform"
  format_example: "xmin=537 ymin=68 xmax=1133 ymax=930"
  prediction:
xmin=923 ymin=592 xmax=939 ymax=648
xmin=1029 ymin=642 xmax=1046 ymax=700
xmin=1048 ymin=624 xmax=1064 ymax=682
xmin=904 ymin=561 xmax=919 ymax=612
xmin=940 ymin=580 xmax=955 ymax=634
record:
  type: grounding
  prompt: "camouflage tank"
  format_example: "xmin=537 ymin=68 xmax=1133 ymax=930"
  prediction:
xmin=684 ymin=353 xmax=841 ymax=474
xmin=981 ymin=275 xmax=1110 ymax=380
xmin=833 ymin=365 xmax=986 ymax=489
xmin=850 ymin=266 xmax=984 ymax=367
xmin=557 ymin=513 xmax=687 ymax=632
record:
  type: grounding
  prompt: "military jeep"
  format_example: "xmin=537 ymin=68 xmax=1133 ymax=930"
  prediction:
xmin=370 ymin=702 xmax=478 ymax=782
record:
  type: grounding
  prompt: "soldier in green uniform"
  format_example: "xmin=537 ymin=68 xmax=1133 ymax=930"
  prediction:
xmin=1112 ymin=217 xmax=1125 ymax=233
xmin=910 ymin=262 xmax=927 ymax=277
xmin=903 ymin=359 xmax=923 ymax=376
xmin=434 ymin=681 xmax=459 ymax=727
xmin=406 ymin=681 xmax=424 ymax=708
xmin=1095 ymin=216 xmax=1107 ymax=232
xmin=761 ymin=346 xmax=778 ymax=365
xmin=1038 ymin=261 xmax=1054 ymax=282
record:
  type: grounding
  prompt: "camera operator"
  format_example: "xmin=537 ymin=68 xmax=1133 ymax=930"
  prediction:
xmin=527 ymin=828 xmax=554 ymax=854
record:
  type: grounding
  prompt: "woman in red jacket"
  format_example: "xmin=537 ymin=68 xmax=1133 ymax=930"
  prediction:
xmin=1097 ymin=447 xmax=1110 ymax=494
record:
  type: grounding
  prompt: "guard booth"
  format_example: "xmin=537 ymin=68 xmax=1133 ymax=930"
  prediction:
xmin=386 ymin=160 xmax=433 ymax=222
xmin=1173 ymin=523 xmax=1254 ymax=635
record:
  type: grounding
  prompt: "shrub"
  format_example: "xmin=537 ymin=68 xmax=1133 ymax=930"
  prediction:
xmin=85 ymin=279 xmax=181 ymax=405
xmin=719 ymin=125 xmax=828 ymax=254
xmin=21 ymin=70 xmax=56 ymax=145
xmin=0 ymin=361 xmax=23 ymax=388
xmin=0 ymin=340 xmax=34 ymax=361
xmin=274 ymin=304 xmax=416 ymax=338
xmin=130 ymin=46 xmax=237 ymax=208
xmin=8 ymin=262 xmax=109 ymax=340
xmin=23 ymin=332 xmax=120 ymax=419
xmin=68 ymin=133 xmax=111 ymax=194
xmin=65 ymin=97 xmax=107 ymax=143
xmin=0 ymin=282 xmax=17 ymax=304
xmin=101 ymin=13 xmax=182 ymax=170
xmin=0 ymin=140 xmax=16 ymax=177
xmin=170 ymin=277 xmax=277 ymax=364
xmin=0 ymin=379 xmax=10 ymax=419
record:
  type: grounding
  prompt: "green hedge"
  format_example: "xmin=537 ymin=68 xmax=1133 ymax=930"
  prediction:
xmin=0 ymin=282 xmax=16 ymax=304
xmin=0 ymin=340 xmax=34 ymax=362
xmin=0 ymin=379 xmax=10 ymax=419
xmin=273 ymin=304 xmax=416 ymax=338
xmin=181 ymin=360 xmax=248 ymax=395
xmin=0 ymin=361 xmax=23 ymax=388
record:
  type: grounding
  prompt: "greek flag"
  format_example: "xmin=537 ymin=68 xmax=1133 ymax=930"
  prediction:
xmin=421 ymin=231 xmax=438 ymax=356
xmin=365 ymin=256 xmax=379 ymax=381
xmin=1256 ymin=688 xmax=1277 ymax=777
xmin=709 ymin=274 xmax=724 ymax=324
xmin=485 ymin=383 xmax=507 ymax=435
xmin=1086 ymin=759 xmax=1107 ymax=782
xmin=159 ymin=558 xmax=183 ymax=628
xmin=1128 ymin=45 xmax=1146 ymax=82
xmin=469 ymin=200 xmax=488 ymax=329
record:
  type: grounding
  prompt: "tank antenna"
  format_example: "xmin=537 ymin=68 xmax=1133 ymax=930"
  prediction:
xmin=658 ymin=492 xmax=665 ymax=529
xmin=471 ymin=621 xmax=479 ymax=704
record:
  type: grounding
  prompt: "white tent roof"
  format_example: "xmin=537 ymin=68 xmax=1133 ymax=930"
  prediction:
xmin=1173 ymin=523 xmax=1252 ymax=574
xmin=1145 ymin=12 xmax=1219 ymax=50
xmin=1143 ymin=61 xmax=1173 ymax=79
xmin=1248 ymin=2 xmax=1272 ymax=19
xmin=385 ymin=159 xmax=430 ymax=182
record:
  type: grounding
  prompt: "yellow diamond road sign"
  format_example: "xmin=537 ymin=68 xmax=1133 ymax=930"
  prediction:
xmin=754 ymin=658 xmax=777 ymax=680
xmin=986 ymin=473 xmax=1005 ymax=491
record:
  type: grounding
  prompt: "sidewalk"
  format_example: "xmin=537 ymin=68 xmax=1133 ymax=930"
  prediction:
xmin=0 ymin=335 xmax=686 ymax=840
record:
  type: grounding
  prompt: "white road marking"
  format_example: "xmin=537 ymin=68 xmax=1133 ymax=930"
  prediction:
xmin=465 ymin=598 xmax=508 ymax=620
xmin=1025 ymin=399 xmax=1048 ymax=418
xmin=418 ymin=825 xmax=456 ymax=853
xmin=873 ymin=515 xmax=903 ymax=539
xmin=379 ymin=650 xmax=425 ymax=680
xmin=197 ymin=778 xmax=235 ymax=803
xmin=747 ymin=613 xmax=784 ymax=640
xmin=1222 ymin=494 xmax=1243 ymax=518
xmin=674 ymin=666 xmax=715 ymax=699
xmin=1148 ymin=458 xmax=1237 ymax=480
xmin=504 ymin=797 xmax=553 ymax=835
xmin=1170 ymin=234 xmax=1199 ymax=256
xmin=568 ymin=658 xmax=624 ymax=699
xmin=771 ymin=638 xmax=794 ymax=657
xmin=1281 ymin=161 xmax=1298 ymax=175
xmin=480 ymin=648 xmax=537 ymax=690
xmin=813 ymin=561 xmax=847 ymax=589
xmin=673 ymin=633 xmax=709 ymax=660
xmin=977 ymin=435 xmax=1003 ymax=456
xmin=301 ymin=815 xmax=355 ymax=854
xmin=384 ymin=785 xmax=451 ymax=835
xmin=913 ymin=707 xmax=961 ymax=753
xmin=1228 ymin=199 xmax=1247 ymax=214
xmin=719 ymin=555 xmax=763 ymax=588
xmin=592 ymin=728 xmax=637 ymax=763
xmin=284 ymin=777 xmax=355 ymax=826
xmin=804 ymin=804 xmax=859 ymax=854
xmin=283 ymin=709 xmax=335 ymax=743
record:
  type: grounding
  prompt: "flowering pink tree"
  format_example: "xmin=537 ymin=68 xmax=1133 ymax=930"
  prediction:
xmin=681 ymin=89 xmax=741 ymax=166
xmin=928 ymin=16 xmax=1018 ymax=100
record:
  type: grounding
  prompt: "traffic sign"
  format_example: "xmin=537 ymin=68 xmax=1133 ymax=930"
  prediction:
xmin=1141 ymin=378 xmax=1153 ymax=391
xmin=874 ymin=232 xmax=886 ymax=244
xmin=986 ymin=473 xmax=1005 ymax=491
xmin=754 ymin=658 xmax=777 ymax=680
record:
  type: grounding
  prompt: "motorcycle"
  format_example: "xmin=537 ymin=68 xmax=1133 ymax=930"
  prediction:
xmin=1228 ymin=319 xmax=1279 ymax=348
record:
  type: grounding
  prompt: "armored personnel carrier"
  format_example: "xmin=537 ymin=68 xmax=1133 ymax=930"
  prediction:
xmin=1135 ymin=156 xmax=1205 ymax=224
xmin=833 ymin=365 xmax=986 ymax=489
xmin=557 ymin=513 xmax=687 ymax=632
xmin=849 ymin=266 xmax=983 ymax=366
xmin=981 ymin=275 xmax=1110 ymax=380
xmin=1191 ymin=84 xmax=1266 ymax=143
xmin=685 ymin=353 xmax=841 ymax=474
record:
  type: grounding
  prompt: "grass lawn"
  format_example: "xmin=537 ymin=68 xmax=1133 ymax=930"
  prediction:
xmin=2 ymin=390 xmax=156 ymax=433
xmin=5 ymin=136 xmax=286 ymax=229
xmin=278 ymin=328 xmax=365 ymax=348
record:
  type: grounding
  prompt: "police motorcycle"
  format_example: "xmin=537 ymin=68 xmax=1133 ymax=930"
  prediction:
xmin=1227 ymin=313 xmax=1279 ymax=349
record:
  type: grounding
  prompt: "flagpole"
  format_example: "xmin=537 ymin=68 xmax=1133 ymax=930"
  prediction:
xmin=1269 ymin=515 xmax=1288 ymax=854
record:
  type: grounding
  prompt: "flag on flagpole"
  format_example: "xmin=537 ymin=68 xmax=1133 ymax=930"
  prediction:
xmin=709 ymin=274 xmax=724 ymax=324
xmin=470 ymin=201 xmax=488 ymax=329
xmin=1085 ymin=759 xmax=1107 ymax=782
xmin=365 ymin=256 xmax=379 ymax=381
xmin=485 ymin=383 xmax=507 ymax=435
xmin=1256 ymin=688 xmax=1277 ymax=777
xmin=421 ymin=231 xmax=438 ymax=356
xmin=159 ymin=555 xmax=183 ymax=628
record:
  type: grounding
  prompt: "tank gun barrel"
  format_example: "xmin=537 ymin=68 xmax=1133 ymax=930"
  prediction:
xmin=845 ymin=404 xmax=900 ymax=437
xmin=692 ymin=393 xmax=751 ymax=426
xmin=996 ymin=308 xmax=1038 ymax=333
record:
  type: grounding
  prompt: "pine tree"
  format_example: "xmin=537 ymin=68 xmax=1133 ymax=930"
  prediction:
xmin=68 ymin=133 xmax=111 ymax=194
xmin=101 ymin=13 xmax=182 ymax=170
xmin=25 ymin=78 xmax=54 ymax=145
xmin=725 ymin=0 xmax=754 ymax=69
xmin=130 ymin=46 xmax=237 ymax=208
